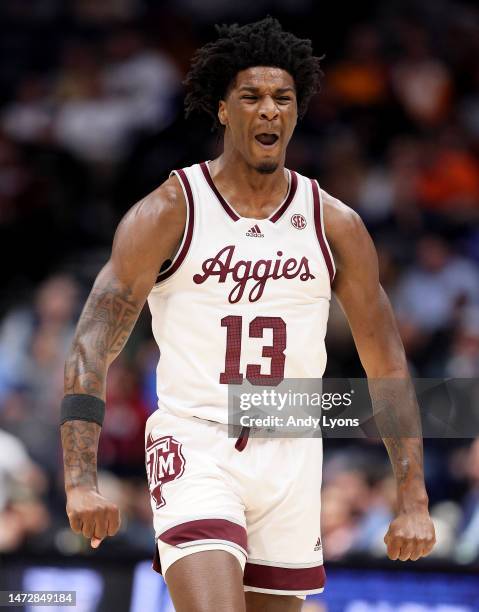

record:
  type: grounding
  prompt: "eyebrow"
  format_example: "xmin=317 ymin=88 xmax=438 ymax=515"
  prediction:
xmin=238 ymin=85 xmax=295 ymax=94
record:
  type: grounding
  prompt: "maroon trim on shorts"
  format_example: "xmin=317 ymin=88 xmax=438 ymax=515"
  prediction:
xmin=156 ymin=168 xmax=195 ymax=282
xmin=244 ymin=561 xmax=326 ymax=592
xmin=311 ymin=178 xmax=335 ymax=284
xmin=269 ymin=170 xmax=298 ymax=223
xmin=200 ymin=161 xmax=240 ymax=221
xmin=152 ymin=518 xmax=248 ymax=575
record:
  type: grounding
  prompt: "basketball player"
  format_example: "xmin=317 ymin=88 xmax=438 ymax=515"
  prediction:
xmin=60 ymin=18 xmax=435 ymax=612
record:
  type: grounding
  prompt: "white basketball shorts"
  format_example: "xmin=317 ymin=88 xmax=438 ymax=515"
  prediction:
xmin=145 ymin=409 xmax=326 ymax=597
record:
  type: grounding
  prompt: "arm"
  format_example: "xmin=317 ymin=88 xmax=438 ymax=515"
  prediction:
xmin=61 ymin=175 xmax=186 ymax=547
xmin=323 ymin=190 xmax=436 ymax=562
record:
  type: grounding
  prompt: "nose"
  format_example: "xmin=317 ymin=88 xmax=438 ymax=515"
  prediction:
xmin=258 ymin=95 xmax=279 ymax=121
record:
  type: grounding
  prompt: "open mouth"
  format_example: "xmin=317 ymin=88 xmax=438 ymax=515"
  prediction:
xmin=255 ymin=133 xmax=279 ymax=147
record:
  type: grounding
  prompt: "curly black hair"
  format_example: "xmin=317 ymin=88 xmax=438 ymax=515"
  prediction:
xmin=184 ymin=17 xmax=323 ymax=129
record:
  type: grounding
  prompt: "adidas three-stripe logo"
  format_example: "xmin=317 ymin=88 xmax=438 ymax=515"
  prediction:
xmin=246 ymin=224 xmax=264 ymax=238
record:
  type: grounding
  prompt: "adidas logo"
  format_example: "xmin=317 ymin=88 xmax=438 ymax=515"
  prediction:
xmin=246 ymin=224 xmax=264 ymax=238
xmin=314 ymin=537 xmax=322 ymax=551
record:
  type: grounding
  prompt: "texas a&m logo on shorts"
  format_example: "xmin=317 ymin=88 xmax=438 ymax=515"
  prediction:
xmin=145 ymin=433 xmax=185 ymax=509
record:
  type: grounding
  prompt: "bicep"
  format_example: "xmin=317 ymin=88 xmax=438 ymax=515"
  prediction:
xmin=331 ymin=212 xmax=407 ymax=377
xmin=108 ymin=180 xmax=186 ymax=304
xmin=88 ymin=179 xmax=186 ymax=329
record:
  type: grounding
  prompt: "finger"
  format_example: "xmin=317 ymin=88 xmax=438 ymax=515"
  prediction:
xmin=81 ymin=516 xmax=95 ymax=539
xmin=421 ymin=538 xmax=436 ymax=558
xmin=107 ymin=507 xmax=120 ymax=536
xmin=409 ymin=542 xmax=425 ymax=561
xmin=398 ymin=540 xmax=415 ymax=561
xmin=412 ymin=536 xmax=434 ymax=561
xmin=93 ymin=512 xmax=107 ymax=542
xmin=69 ymin=514 xmax=82 ymax=535
xmin=91 ymin=536 xmax=103 ymax=549
xmin=385 ymin=536 xmax=401 ymax=561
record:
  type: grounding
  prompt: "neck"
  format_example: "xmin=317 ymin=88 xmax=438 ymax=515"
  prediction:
xmin=208 ymin=138 xmax=288 ymax=215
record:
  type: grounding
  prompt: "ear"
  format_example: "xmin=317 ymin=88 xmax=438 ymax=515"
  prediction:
xmin=218 ymin=100 xmax=228 ymax=127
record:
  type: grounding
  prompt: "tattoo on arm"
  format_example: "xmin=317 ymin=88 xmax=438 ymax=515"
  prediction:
xmin=61 ymin=420 xmax=100 ymax=490
xmin=369 ymin=378 xmax=426 ymax=498
xmin=62 ymin=277 xmax=142 ymax=491
xmin=65 ymin=279 xmax=140 ymax=399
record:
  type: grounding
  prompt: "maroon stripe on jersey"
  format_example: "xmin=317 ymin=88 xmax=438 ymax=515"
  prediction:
xmin=244 ymin=562 xmax=326 ymax=592
xmin=200 ymin=161 xmax=240 ymax=221
xmin=269 ymin=170 xmax=298 ymax=223
xmin=311 ymin=179 xmax=335 ymax=283
xmin=156 ymin=168 xmax=195 ymax=282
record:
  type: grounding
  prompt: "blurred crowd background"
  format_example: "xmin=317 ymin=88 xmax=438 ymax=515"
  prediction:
xmin=0 ymin=0 xmax=479 ymax=571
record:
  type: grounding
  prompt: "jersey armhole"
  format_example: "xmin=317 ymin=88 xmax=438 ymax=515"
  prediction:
xmin=155 ymin=168 xmax=195 ymax=284
xmin=310 ymin=178 xmax=336 ymax=284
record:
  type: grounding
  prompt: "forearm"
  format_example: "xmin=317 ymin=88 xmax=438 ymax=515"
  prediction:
xmin=61 ymin=420 xmax=101 ymax=492
xmin=368 ymin=373 xmax=428 ymax=511
xmin=65 ymin=273 xmax=141 ymax=400
xmin=62 ymin=269 xmax=143 ymax=490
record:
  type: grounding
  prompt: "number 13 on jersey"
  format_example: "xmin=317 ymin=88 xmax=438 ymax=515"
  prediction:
xmin=220 ymin=315 xmax=286 ymax=386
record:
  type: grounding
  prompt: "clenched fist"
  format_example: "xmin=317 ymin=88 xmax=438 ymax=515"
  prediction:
xmin=66 ymin=486 xmax=121 ymax=549
xmin=384 ymin=509 xmax=436 ymax=561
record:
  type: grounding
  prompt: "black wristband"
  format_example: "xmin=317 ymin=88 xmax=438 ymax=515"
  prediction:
xmin=60 ymin=394 xmax=105 ymax=427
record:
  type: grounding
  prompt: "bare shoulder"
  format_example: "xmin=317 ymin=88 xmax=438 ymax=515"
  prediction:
xmin=148 ymin=173 xmax=186 ymax=217
xmin=114 ymin=174 xmax=186 ymax=249
xmin=110 ymin=174 xmax=187 ymax=282
xmin=123 ymin=174 xmax=186 ymax=232
xmin=320 ymin=188 xmax=377 ymax=274
xmin=321 ymin=190 xmax=364 ymax=246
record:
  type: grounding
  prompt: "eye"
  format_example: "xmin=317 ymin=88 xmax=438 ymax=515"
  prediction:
xmin=277 ymin=96 xmax=292 ymax=102
xmin=241 ymin=95 xmax=258 ymax=100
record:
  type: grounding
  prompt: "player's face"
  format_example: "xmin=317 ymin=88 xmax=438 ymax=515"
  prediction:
xmin=218 ymin=67 xmax=298 ymax=174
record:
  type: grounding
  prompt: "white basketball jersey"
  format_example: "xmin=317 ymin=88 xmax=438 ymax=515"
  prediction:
xmin=147 ymin=161 xmax=336 ymax=424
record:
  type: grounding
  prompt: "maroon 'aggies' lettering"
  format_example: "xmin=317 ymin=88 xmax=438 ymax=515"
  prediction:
xmin=193 ymin=245 xmax=315 ymax=303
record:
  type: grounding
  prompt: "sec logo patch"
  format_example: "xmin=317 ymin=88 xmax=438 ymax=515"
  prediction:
xmin=291 ymin=214 xmax=307 ymax=230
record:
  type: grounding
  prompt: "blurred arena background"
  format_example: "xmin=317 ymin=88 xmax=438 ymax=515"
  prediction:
xmin=0 ymin=0 xmax=478 ymax=610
